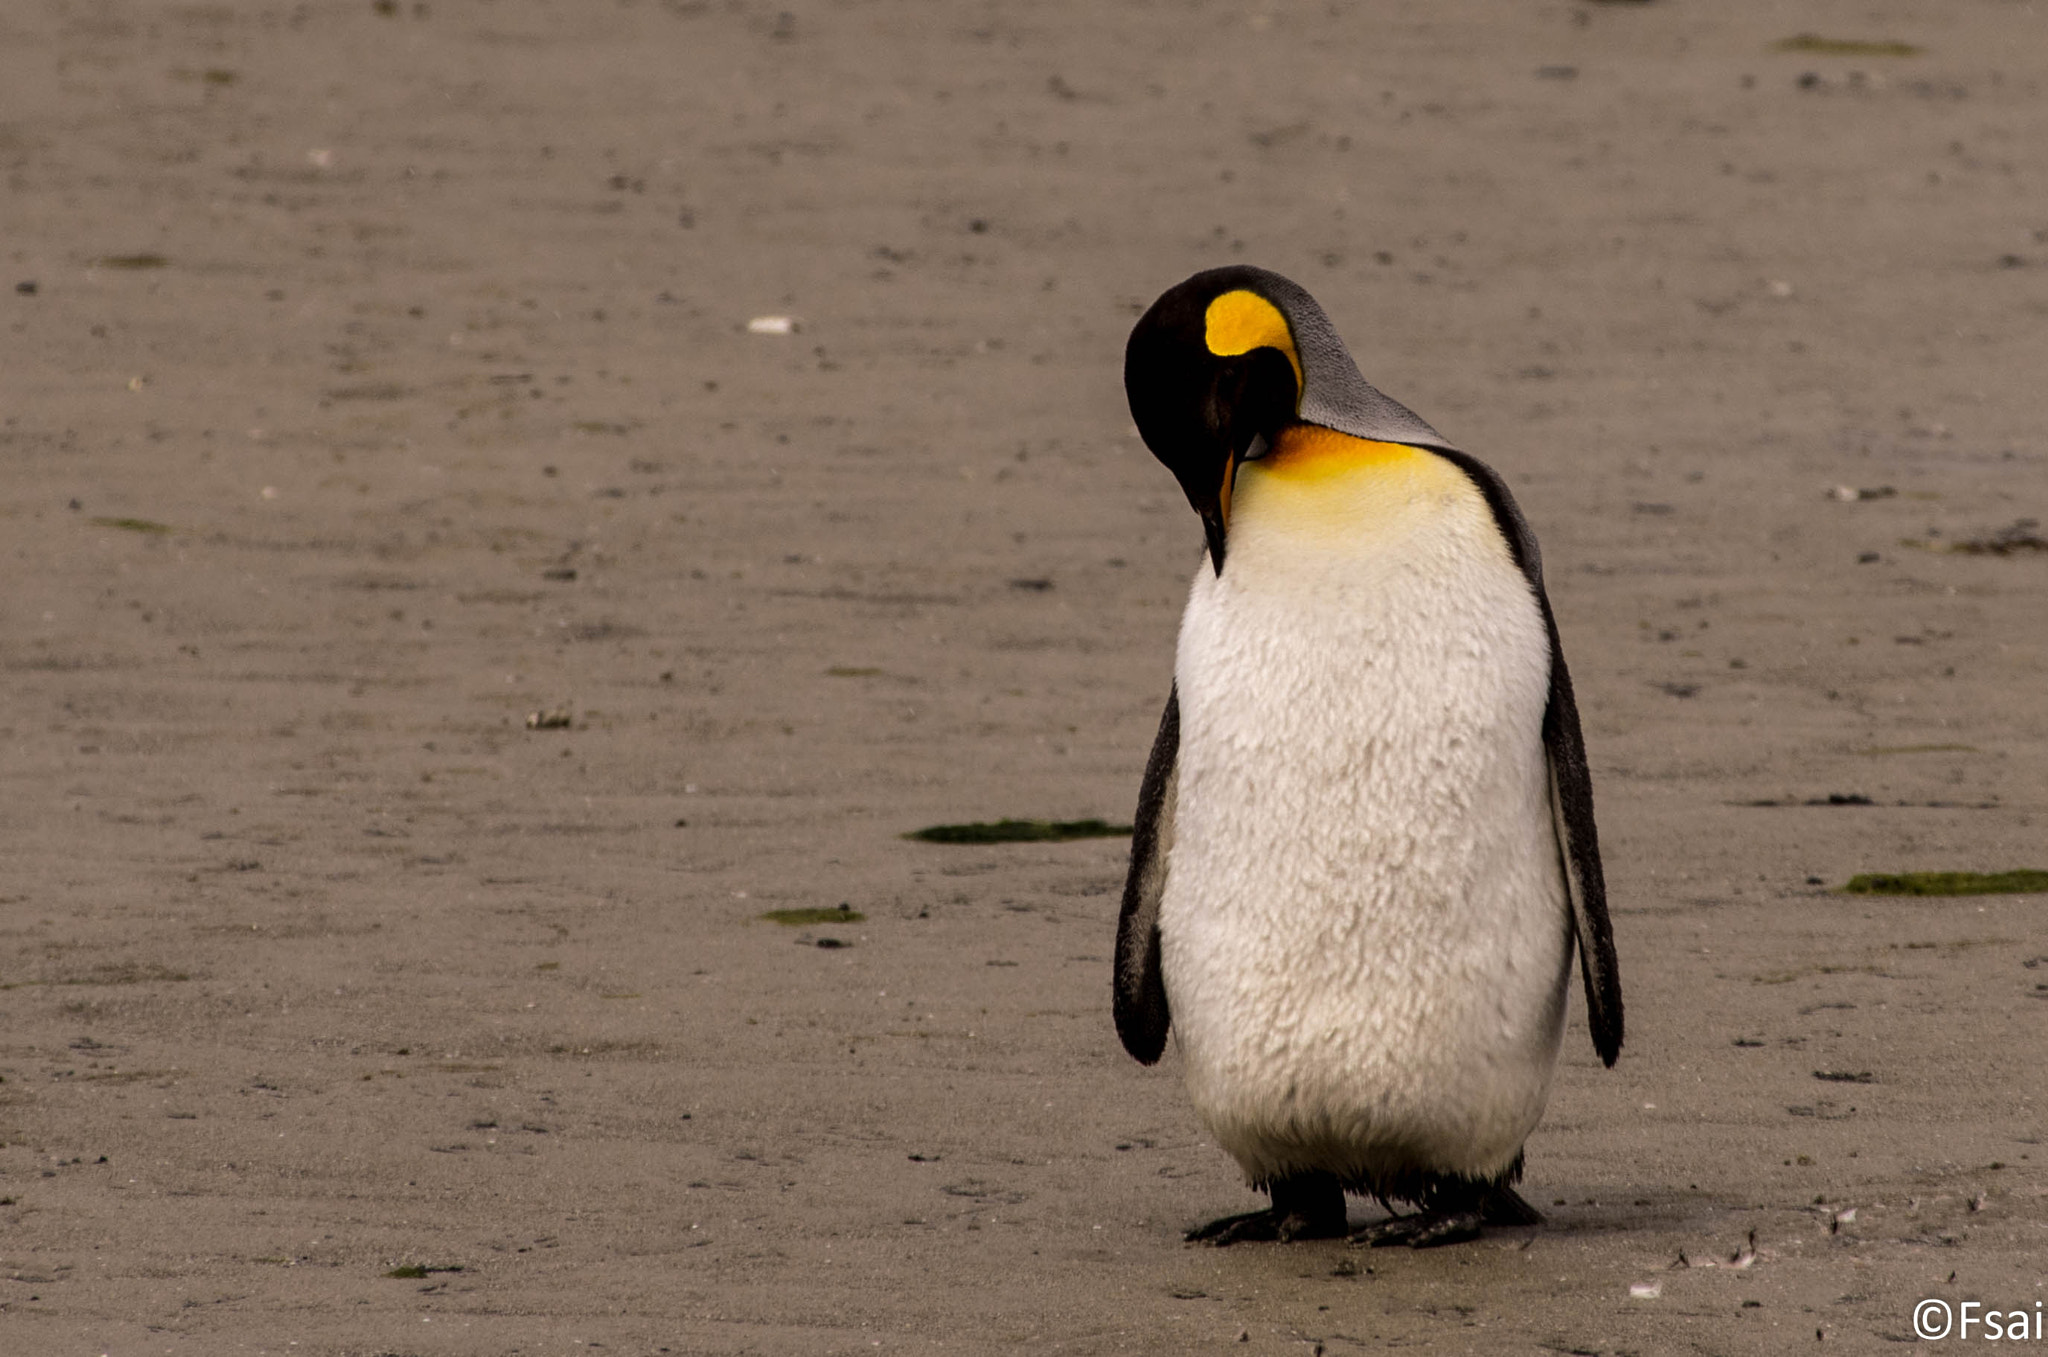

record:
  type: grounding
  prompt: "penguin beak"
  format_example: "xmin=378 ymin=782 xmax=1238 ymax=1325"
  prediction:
xmin=1199 ymin=463 xmax=1233 ymax=576
xmin=1200 ymin=433 xmax=1270 ymax=577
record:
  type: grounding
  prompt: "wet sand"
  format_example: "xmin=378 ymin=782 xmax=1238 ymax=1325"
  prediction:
xmin=2 ymin=1 xmax=2044 ymax=1352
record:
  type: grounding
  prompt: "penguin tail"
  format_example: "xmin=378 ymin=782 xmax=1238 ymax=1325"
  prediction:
xmin=1481 ymin=1186 xmax=1546 ymax=1228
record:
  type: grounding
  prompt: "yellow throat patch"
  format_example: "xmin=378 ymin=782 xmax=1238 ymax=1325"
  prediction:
xmin=1203 ymin=290 xmax=1304 ymax=395
xmin=1233 ymin=425 xmax=1488 ymax=551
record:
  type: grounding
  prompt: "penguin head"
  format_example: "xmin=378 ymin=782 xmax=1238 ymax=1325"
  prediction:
xmin=1125 ymin=266 xmax=1306 ymax=575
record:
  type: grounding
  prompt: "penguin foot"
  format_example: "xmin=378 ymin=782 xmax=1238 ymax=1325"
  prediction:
xmin=1350 ymin=1209 xmax=1482 ymax=1249
xmin=1187 ymin=1171 xmax=1346 ymax=1246
xmin=1185 ymin=1208 xmax=1291 ymax=1245
xmin=1348 ymin=1185 xmax=1543 ymax=1249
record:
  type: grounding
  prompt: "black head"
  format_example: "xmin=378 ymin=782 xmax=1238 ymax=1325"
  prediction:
xmin=1124 ymin=267 xmax=1306 ymax=574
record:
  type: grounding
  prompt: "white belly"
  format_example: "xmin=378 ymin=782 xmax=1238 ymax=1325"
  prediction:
xmin=1160 ymin=442 xmax=1572 ymax=1188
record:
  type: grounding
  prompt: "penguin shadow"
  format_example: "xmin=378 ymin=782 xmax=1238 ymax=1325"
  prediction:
xmin=1513 ymin=1184 xmax=1718 ymax=1239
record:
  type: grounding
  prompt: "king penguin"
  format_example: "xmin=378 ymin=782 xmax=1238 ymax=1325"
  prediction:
xmin=1114 ymin=265 xmax=1623 ymax=1248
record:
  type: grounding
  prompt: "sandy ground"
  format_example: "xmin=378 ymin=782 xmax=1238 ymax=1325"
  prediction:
xmin=3 ymin=1 xmax=2046 ymax=1353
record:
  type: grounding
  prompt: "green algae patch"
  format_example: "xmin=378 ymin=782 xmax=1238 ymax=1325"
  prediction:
xmin=1 ymin=963 xmax=190 ymax=991
xmin=1775 ymin=34 xmax=1922 ymax=57
xmin=1842 ymin=870 xmax=2048 ymax=896
xmin=385 ymin=1264 xmax=463 ymax=1279
xmin=761 ymin=905 xmax=865 ymax=926
xmin=904 ymin=818 xmax=1132 ymax=844
xmin=96 ymin=254 xmax=171 ymax=269
xmin=90 ymin=516 xmax=174 ymax=534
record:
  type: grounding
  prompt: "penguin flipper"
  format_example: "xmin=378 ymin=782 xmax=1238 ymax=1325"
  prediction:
xmin=1542 ymin=640 xmax=1624 ymax=1067
xmin=1114 ymin=687 xmax=1178 ymax=1064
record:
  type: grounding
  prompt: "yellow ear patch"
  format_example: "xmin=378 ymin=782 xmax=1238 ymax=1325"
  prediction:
xmin=1203 ymin=289 xmax=1303 ymax=394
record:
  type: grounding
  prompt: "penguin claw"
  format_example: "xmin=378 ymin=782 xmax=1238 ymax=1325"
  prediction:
xmin=1348 ymin=1183 xmax=1544 ymax=1247
xmin=1186 ymin=1206 xmax=1346 ymax=1246
xmin=1350 ymin=1210 xmax=1483 ymax=1249
xmin=1186 ymin=1209 xmax=1284 ymax=1245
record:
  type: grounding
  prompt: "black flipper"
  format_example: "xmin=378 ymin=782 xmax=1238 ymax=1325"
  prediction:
xmin=1541 ymin=635 xmax=1624 ymax=1066
xmin=1417 ymin=449 xmax=1624 ymax=1068
xmin=1114 ymin=688 xmax=1178 ymax=1064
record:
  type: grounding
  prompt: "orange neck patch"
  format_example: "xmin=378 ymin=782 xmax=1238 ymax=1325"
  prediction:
xmin=1256 ymin=424 xmax=1432 ymax=481
xmin=1233 ymin=424 xmax=1481 ymax=551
